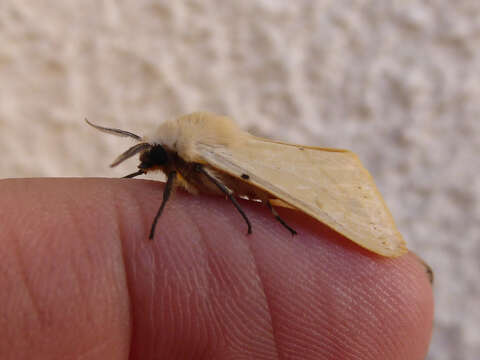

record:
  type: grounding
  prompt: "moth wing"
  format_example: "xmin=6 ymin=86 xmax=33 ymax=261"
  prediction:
xmin=268 ymin=198 xmax=296 ymax=209
xmin=196 ymin=137 xmax=407 ymax=257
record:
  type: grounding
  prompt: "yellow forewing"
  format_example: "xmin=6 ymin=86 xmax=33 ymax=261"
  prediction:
xmin=197 ymin=137 xmax=407 ymax=257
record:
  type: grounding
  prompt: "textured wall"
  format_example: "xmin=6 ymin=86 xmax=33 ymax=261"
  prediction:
xmin=1 ymin=1 xmax=478 ymax=358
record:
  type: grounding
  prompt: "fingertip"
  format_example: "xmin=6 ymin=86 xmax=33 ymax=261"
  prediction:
xmin=234 ymin=204 xmax=434 ymax=360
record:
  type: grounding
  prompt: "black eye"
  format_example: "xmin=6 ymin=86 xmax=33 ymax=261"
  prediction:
xmin=139 ymin=145 xmax=168 ymax=169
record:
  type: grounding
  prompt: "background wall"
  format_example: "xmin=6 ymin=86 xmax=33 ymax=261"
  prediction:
xmin=1 ymin=1 xmax=478 ymax=359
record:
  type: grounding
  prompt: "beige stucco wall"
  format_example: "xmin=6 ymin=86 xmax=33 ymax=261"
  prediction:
xmin=1 ymin=1 xmax=478 ymax=358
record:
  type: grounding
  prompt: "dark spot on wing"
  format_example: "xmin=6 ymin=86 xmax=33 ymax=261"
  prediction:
xmin=241 ymin=174 xmax=250 ymax=180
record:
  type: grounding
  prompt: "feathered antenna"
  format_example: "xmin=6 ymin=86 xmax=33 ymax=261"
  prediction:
xmin=84 ymin=118 xmax=142 ymax=141
xmin=110 ymin=142 xmax=152 ymax=167
xmin=84 ymin=118 xmax=151 ymax=167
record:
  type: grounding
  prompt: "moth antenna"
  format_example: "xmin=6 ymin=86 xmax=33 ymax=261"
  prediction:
xmin=84 ymin=118 xmax=142 ymax=141
xmin=110 ymin=142 xmax=152 ymax=167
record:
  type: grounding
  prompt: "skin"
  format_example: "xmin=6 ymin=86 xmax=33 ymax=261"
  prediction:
xmin=0 ymin=178 xmax=433 ymax=359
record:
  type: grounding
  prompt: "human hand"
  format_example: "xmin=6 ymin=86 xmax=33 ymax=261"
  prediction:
xmin=0 ymin=178 xmax=433 ymax=359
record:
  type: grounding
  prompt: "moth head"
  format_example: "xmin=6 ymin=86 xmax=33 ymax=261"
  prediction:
xmin=85 ymin=118 xmax=168 ymax=172
xmin=137 ymin=144 xmax=168 ymax=170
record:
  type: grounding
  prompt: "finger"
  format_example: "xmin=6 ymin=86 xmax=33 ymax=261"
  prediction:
xmin=0 ymin=178 xmax=433 ymax=360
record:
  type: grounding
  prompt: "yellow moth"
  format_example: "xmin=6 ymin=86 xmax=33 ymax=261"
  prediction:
xmin=86 ymin=112 xmax=407 ymax=257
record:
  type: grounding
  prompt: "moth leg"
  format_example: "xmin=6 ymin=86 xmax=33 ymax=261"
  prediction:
xmin=195 ymin=164 xmax=252 ymax=234
xmin=149 ymin=171 xmax=177 ymax=239
xmin=123 ymin=169 xmax=145 ymax=178
xmin=267 ymin=200 xmax=297 ymax=236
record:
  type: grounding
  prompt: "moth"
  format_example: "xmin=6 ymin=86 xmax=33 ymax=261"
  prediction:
xmin=86 ymin=112 xmax=407 ymax=257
